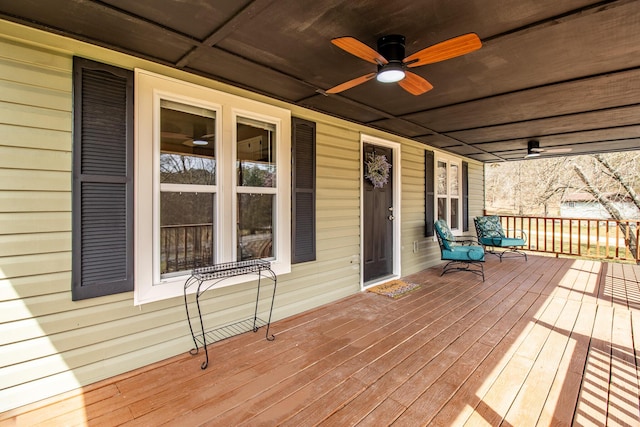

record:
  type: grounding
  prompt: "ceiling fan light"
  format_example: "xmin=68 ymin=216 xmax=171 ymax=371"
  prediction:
xmin=376 ymin=67 xmax=405 ymax=83
xmin=192 ymin=139 xmax=209 ymax=146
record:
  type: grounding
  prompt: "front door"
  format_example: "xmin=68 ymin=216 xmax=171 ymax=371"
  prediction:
xmin=363 ymin=143 xmax=394 ymax=283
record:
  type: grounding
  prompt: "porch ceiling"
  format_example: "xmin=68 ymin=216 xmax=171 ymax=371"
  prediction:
xmin=2 ymin=0 xmax=639 ymax=162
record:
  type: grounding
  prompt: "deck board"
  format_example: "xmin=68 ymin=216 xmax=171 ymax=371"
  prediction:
xmin=2 ymin=255 xmax=639 ymax=426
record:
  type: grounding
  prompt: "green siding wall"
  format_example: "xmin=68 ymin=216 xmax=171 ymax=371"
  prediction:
xmin=0 ymin=22 xmax=484 ymax=413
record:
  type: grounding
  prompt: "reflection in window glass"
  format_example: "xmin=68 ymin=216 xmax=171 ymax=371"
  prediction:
xmin=437 ymin=161 xmax=447 ymax=196
xmin=237 ymin=194 xmax=273 ymax=261
xmin=160 ymin=99 xmax=216 ymax=277
xmin=451 ymin=199 xmax=459 ymax=229
xmin=438 ymin=197 xmax=447 ymax=222
xmin=450 ymin=164 xmax=459 ymax=196
xmin=160 ymin=192 xmax=214 ymax=275
xmin=237 ymin=117 xmax=276 ymax=187
xmin=160 ymin=100 xmax=216 ymax=185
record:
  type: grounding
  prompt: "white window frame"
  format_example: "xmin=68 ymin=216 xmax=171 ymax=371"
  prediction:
xmin=156 ymin=98 xmax=221 ymax=281
xmin=134 ymin=70 xmax=291 ymax=305
xmin=232 ymin=110 xmax=281 ymax=261
xmin=435 ymin=154 xmax=463 ymax=235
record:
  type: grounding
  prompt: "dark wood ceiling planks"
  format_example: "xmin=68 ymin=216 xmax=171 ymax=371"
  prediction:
xmin=1 ymin=0 xmax=638 ymax=162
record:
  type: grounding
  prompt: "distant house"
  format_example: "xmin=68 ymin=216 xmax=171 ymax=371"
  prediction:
xmin=560 ymin=192 xmax=640 ymax=219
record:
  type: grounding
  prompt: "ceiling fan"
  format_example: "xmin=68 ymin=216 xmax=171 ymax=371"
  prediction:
xmin=525 ymin=140 xmax=572 ymax=158
xmin=326 ymin=33 xmax=482 ymax=96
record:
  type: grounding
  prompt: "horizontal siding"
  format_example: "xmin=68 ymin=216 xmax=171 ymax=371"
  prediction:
xmin=0 ymin=168 xmax=70 ymax=191
xmin=0 ymin=28 xmax=485 ymax=413
xmin=0 ymin=36 xmax=78 ymax=411
xmin=0 ymin=124 xmax=70 ymax=151
xmin=298 ymin=121 xmax=361 ymax=304
xmin=400 ymin=145 xmax=441 ymax=275
xmin=0 ymin=212 xmax=71 ymax=234
xmin=0 ymin=191 xmax=70 ymax=212
xmin=0 ymin=272 xmax=71 ymax=300
xmin=468 ymin=161 xmax=485 ymax=221
xmin=0 ymin=145 xmax=71 ymax=171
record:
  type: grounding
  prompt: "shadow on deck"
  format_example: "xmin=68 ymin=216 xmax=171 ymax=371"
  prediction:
xmin=2 ymin=255 xmax=639 ymax=426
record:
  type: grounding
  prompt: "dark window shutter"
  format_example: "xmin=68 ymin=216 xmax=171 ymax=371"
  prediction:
xmin=72 ymin=57 xmax=134 ymax=300
xmin=425 ymin=150 xmax=435 ymax=237
xmin=291 ymin=117 xmax=316 ymax=263
xmin=462 ymin=161 xmax=469 ymax=232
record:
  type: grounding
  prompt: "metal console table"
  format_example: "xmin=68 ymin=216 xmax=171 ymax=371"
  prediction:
xmin=183 ymin=259 xmax=277 ymax=369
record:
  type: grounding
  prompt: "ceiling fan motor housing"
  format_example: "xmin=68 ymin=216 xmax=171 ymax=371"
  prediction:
xmin=528 ymin=140 xmax=541 ymax=152
xmin=377 ymin=34 xmax=406 ymax=71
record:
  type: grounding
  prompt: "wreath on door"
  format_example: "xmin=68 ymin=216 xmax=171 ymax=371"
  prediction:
xmin=364 ymin=152 xmax=391 ymax=188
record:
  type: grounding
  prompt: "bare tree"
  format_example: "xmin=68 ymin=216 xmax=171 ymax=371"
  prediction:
xmin=594 ymin=153 xmax=640 ymax=212
xmin=572 ymin=160 xmax=638 ymax=261
xmin=485 ymin=157 xmax=572 ymax=216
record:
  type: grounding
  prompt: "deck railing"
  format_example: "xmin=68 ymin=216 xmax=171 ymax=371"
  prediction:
xmin=161 ymin=223 xmax=213 ymax=274
xmin=493 ymin=215 xmax=640 ymax=263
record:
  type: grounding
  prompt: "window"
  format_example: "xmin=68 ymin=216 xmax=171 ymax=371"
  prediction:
xmin=160 ymin=100 xmax=217 ymax=277
xmin=135 ymin=70 xmax=291 ymax=304
xmin=236 ymin=116 xmax=276 ymax=261
xmin=428 ymin=153 xmax=467 ymax=236
xmin=436 ymin=156 xmax=462 ymax=232
xmin=72 ymin=57 xmax=134 ymax=300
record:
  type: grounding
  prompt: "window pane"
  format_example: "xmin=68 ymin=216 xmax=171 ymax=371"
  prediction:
xmin=237 ymin=117 xmax=276 ymax=187
xmin=160 ymin=192 xmax=214 ymax=275
xmin=237 ymin=193 xmax=273 ymax=260
xmin=160 ymin=100 xmax=216 ymax=185
xmin=450 ymin=164 xmax=459 ymax=196
xmin=437 ymin=161 xmax=447 ymax=196
xmin=437 ymin=197 xmax=447 ymax=222
xmin=451 ymin=198 xmax=459 ymax=229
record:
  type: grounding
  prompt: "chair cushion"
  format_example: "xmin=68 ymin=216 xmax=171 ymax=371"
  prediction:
xmin=475 ymin=215 xmax=505 ymax=238
xmin=435 ymin=219 xmax=457 ymax=250
xmin=479 ymin=236 xmax=526 ymax=247
xmin=442 ymin=245 xmax=485 ymax=261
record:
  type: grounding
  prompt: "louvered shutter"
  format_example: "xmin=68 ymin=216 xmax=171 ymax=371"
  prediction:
xmin=291 ymin=118 xmax=316 ymax=263
xmin=72 ymin=58 xmax=134 ymax=300
xmin=462 ymin=161 xmax=469 ymax=232
xmin=425 ymin=150 xmax=435 ymax=237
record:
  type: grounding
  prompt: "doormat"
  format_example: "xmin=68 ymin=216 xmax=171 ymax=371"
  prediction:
xmin=367 ymin=280 xmax=420 ymax=299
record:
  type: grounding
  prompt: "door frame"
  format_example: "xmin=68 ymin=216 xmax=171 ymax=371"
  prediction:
xmin=360 ymin=134 xmax=401 ymax=290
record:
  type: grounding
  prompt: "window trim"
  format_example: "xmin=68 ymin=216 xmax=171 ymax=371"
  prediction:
xmin=134 ymin=70 xmax=291 ymax=305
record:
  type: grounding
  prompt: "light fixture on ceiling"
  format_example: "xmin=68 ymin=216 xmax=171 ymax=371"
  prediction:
xmin=526 ymin=140 xmax=541 ymax=158
xmin=192 ymin=139 xmax=209 ymax=146
xmin=525 ymin=139 xmax=573 ymax=158
xmin=376 ymin=63 xmax=406 ymax=83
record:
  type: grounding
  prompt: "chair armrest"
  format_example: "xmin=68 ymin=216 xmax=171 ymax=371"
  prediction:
xmin=507 ymin=229 xmax=528 ymax=243
xmin=453 ymin=236 xmax=481 ymax=246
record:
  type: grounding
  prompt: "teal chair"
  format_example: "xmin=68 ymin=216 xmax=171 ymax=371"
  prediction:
xmin=474 ymin=215 xmax=527 ymax=261
xmin=434 ymin=220 xmax=485 ymax=281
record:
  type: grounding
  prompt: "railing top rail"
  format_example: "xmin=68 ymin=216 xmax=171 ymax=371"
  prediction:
xmin=492 ymin=214 xmax=640 ymax=224
xmin=483 ymin=213 xmax=639 ymax=263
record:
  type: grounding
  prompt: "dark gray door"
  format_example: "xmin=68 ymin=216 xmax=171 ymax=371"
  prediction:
xmin=363 ymin=144 xmax=393 ymax=282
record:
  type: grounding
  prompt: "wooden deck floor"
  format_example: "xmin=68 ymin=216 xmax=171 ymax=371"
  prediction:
xmin=2 ymin=255 xmax=640 ymax=426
